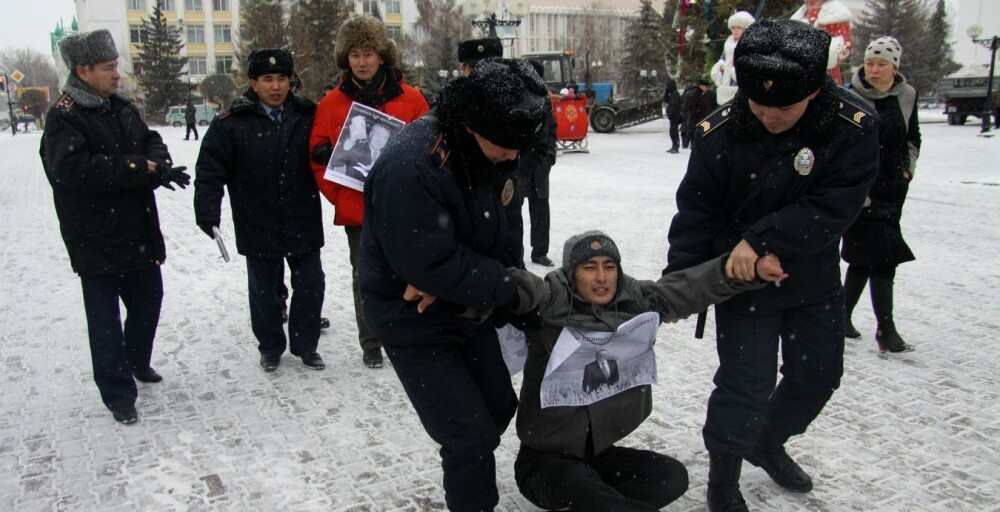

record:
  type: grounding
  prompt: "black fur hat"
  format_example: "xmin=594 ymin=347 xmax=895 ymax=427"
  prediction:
xmin=458 ymin=38 xmax=503 ymax=64
xmin=247 ymin=48 xmax=294 ymax=79
xmin=438 ymin=58 xmax=548 ymax=150
xmin=59 ymin=29 xmax=119 ymax=70
xmin=734 ymin=19 xmax=830 ymax=107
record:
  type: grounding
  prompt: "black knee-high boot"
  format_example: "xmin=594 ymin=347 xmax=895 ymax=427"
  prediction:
xmin=707 ymin=452 xmax=749 ymax=512
xmin=870 ymin=276 xmax=913 ymax=353
xmin=842 ymin=266 xmax=868 ymax=339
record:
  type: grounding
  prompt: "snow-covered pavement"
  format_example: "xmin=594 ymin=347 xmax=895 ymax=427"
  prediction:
xmin=1 ymin=114 xmax=998 ymax=511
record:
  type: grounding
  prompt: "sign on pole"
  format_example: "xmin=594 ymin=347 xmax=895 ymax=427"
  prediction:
xmin=10 ymin=70 xmax=24 ymax=83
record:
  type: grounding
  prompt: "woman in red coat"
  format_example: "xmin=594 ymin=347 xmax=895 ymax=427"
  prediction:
xmin=309 ymin=15 xmax=429 ymax=368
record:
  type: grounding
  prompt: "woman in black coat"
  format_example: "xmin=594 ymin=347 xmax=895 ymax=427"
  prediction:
xmin=842 ymin=36 xmax=921 ymax=353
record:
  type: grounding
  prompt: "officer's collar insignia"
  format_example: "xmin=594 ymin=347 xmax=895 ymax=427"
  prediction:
xmin=763 ymin=80 xmax=774 ymax=91
xmin=794 ymin=147 xmax=815 ymax=176
xmin=699 ymin=120 xmax=712 ymax=133
xmin=500 ymin=178 xmax=514 ymax=206
xmin=269 ymin=56 xmax=277 ymax=65
xmin=853 ymin=111 xmax=865 ymax=124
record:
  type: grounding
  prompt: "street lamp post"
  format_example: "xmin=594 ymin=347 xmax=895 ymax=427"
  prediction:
xmin=967 ymin=24 xmax=998 ymax=134
xmin=414 ymin=60 xmax=424 ymax=91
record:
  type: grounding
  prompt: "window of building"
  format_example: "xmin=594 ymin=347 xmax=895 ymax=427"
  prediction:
xmin=132 ymin=59 xmax=144 ymax=76
xmin=386 ymin=0 xmax=400 ymax=14
xmin=161 ymin=0 xmax=175 ymax=10
xmin=213 ymin=24 xmax=231 ymax=43
xmin=186 ymin=24 xmax=205 ymax=43
xmin=386 ymin=26 xmax=401 ymax=43
xmin=212 ymin=0 xmax=229 ymax=11
xmin=127 ymin=0 xmax=145 ymax=10
xmin=362 ymin=0 xmax=379 ymax=16
xmin=129 ymin=24 xmax=146 ymax=44
xmin=185 ymin=0 xmax=202 ymax=9
xmin=215 ymin=55 xmax=234 ymax=73
xmin=188 ymin=57 xmax=207 ymax=75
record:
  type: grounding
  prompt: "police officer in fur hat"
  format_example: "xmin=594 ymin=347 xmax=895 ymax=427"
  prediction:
xmin=195 ymin=48 xmax=327 ymax=374
xmin=458 ymin=37 xmax=503 ymax=75
xmin=664 ymin=19 xmax=879 ymax=511
xmin=359 ymin=58 xmax=548 ymax=511
xmin=40 ymin=29 xmax=190 ymax=425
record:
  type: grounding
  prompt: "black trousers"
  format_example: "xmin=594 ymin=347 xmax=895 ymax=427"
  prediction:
xmin=384 ymin=324 xmax=518 ymax=512
xmin=515 ymin=444 xmax=689 ymax=512
xmin=521 ymin=169 xmax=551 ymax=259
xmin=704 ymin=294 xmax=845 ymax=456
xmin=79 ymin=267 xmax=163 ymax=411
xmin=246 ymin=250 xmax=324 ymax=357
xmin=667 ymin=117 xmax=680 ymax=149
xmin=345 ymin=226 xmax=380 ymax=351
xmin=185 ymin=122 xmax=199 ymax=140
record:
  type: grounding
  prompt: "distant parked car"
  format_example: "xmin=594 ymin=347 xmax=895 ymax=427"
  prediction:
xmin=165 ymin=104 xmax=217 ymax=127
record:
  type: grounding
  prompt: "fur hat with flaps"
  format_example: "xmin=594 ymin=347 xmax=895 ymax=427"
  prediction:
xmin=335 ymin=15 xmax=399 ymax=71
xmin=436 ymin=58 xmax=548 ymax=150
xmin=734 ymin=19 xmax=830 ymax=107
xmin=59 ymin=29 xmax=119 ymax=70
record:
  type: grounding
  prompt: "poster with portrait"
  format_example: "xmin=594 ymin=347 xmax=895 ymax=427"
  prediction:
xmin=323 ymin=102 xmax=406 ymax=191
xmin=496 ymin=324 xmax=528 ymax=376
xmin=540 ymin=311 xmax=659 ymax=408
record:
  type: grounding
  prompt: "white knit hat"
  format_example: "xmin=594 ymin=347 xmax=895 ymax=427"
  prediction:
xmin=865 ymin=36 xmax=902 ymax=67
xmin=728 ymin=11 xmax=755 ymax=30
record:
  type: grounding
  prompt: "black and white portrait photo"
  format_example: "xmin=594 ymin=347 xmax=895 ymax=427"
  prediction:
xmin=323 ymin=102 xmax=405 ymax=191
xmin=540 ymin=312 xmax=659 ymax=408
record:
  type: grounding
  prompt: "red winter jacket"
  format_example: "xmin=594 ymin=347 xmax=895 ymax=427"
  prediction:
xmin=309 ymin=79 xmax=429 ymax=226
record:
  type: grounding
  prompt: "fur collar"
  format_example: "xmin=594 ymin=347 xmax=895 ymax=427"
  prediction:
xmin=62 ymin=73 xmax=127 ymax=109
xmin=727 ymin=77 xmax=841 ymax=144
xmin=229 ymin=88 xmax=316 ymax=116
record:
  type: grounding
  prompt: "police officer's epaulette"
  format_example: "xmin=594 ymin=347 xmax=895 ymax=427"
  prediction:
xmin=836 ymin=95 xmax=873 ymax=129
xmin=216 ymin=109 xmax=233 ymax=120
xmin=54 ymin=93 xmax=76 ymax=113
xmin=697 ymin=104 xmax=733 ymax=137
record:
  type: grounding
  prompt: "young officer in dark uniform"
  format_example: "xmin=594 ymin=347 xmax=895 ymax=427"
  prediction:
xmin=194 ymin=49 xmax=326 ymax=373
xmin=664 ymin=20 xmax=879 ymax=512
xmin=522 ymin=60 xmax=558 ymax=267
xmin=360 ymin=58 xmax=548 ymax=511
xmin=40 ymin=29 xmax=190 ymax=424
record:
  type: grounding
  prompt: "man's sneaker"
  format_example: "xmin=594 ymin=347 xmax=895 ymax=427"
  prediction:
xmin=531 ymin=255 xmax=554 ymax=267
xmin=319 ymin=317 xmax=331 ymax=330
xmin=132 ymin=367 xmax=163 ymax=383
xmin=112 ymin=405 xmax=138 ymax=425
xmin=301 ymin=353 xmax=325 ymax=370
xmin=363 ymin=347 xmax=384 ymax=369
xmin=745 ymin=445 xmax=813 ymax=493
xmin=260 ymin=354 xmax=281 ymax=372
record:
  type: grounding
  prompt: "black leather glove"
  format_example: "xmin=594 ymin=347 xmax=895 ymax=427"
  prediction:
xmin=311 ymin=142 xmax=334 ymax=165
xmin=160 ymin=165 xmax=191 ymax=191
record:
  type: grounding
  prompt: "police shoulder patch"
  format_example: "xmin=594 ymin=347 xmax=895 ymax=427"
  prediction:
xmin=698 ymin=104 xmax=732 ymax=137
xmin=54 ymin=94 xmax=76 ymax=113
xmin=837 ymin=97 xmax=872 ymax=129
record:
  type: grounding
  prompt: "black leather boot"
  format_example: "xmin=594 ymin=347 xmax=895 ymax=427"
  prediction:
xmin=842 ymin=266 xmax=868 ymax=339
xmin=707 ymin=452 xmax=749 ymax=512
xmin=745 ymin=432 xmax=813 ymax=493
xmin=870 ymin=276 xmax=914 ymax=353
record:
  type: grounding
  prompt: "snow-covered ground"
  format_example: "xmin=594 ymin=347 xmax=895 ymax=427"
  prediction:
xmin=0 ymin=110 xmax=998 ymax=511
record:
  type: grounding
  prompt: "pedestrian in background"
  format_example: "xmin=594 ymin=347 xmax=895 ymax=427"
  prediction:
xmin=663 ymin=75 xmax=682 ymax=153
xmin=183 ymin=99 xmax=198 ymax=141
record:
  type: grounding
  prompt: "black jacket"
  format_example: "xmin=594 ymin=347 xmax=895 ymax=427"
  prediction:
xmin=842 ymin=71 xmax=920 ymax=268
xmin=518 ymin=98 xmax=557 ymax=194
xmin=663 ymin=77 xmax=681 ymax=121
xmin=360 ymin=114 xmax=520 ymax=344
xmin=194 ymin=90 xmax=323 ymax=258
xmin=40 ymin=83 xmax=172 ymax=275
xmin=665 ymin=81 xmax=879 ymax=313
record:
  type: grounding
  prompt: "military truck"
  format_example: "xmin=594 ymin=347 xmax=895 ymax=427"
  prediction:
xmin=937 ymin=67 xmax=993 ymax=125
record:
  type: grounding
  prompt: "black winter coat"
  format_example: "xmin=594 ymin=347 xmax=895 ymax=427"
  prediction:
xmin=40 ymin=86 xmax=172 ymax=275
xmin=360 ymin=114 xmax=520 ymax=344
xmin=519 ymin=98 xmax=557 ymax=194
xmin=194 ymin=90 xmax=323 ymax=258
xmin=841 ymin=71 xmax=920 ymax=268
xmin=665 ymin=81 xmax=879 ymax=314
xmin=663 ymin=77 xmax=681 ymax=121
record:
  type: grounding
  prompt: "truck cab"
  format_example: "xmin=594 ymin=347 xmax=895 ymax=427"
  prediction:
xmin=937 ymin=67 xmax=992 ymax=125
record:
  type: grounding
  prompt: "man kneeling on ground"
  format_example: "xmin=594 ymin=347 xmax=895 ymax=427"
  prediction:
xmin=506 ymin=230 xmax=787 ymax=511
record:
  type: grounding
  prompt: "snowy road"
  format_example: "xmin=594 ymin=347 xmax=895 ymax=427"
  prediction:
xmin=0 ymin=114 xmax=998 ymax=511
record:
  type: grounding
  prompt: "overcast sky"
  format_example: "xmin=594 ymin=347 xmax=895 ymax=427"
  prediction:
xmin=0 ymin=0 xmax=78 ymax=62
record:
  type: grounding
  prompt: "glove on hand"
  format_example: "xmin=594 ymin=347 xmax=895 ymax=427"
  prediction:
xmin=160 ymin=165 xmax=191 ymax=190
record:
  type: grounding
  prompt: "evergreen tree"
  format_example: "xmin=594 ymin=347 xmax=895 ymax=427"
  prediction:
xmin=852 ymin=0 xmax=935 ymax=93
xmin=620 ymin=0 xmax=666 ymax=98
xmin=237 ymin=0 xmax=288 ymax=82
xmin=923 ymin=0 xmax=961 ymax=92
xmin=136 ymin=0 xmax=188 ymax=122
xmin=288 ymin=0 xmax=350 ymax=100
xmin=676 ymin=0 xmax=708 ymax=86
xmin=200 ymin=73 xmax=237 ymax=109
xmin=661 ymin=0 xmax=679 ymax=76
xmin=414 ymin=0 xmax=471 ymax=95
